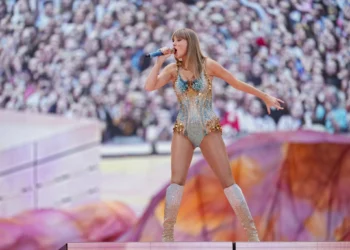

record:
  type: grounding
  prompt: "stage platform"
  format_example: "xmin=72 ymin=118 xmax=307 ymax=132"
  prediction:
xmin=59 ymin=242 xmax=350 ymax=250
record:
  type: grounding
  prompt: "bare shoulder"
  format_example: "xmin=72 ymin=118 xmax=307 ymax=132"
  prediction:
xmin=160 ymin=62 xmax=178 ymax=84
xmin=164 ymin=62 xmax=177 ymax=75
xmin=204 ymin=57 xmax=222 ymax=76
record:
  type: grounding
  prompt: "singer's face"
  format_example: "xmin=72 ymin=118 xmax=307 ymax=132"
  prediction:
xmin=172 ymin=36 xmax=187 ymax=59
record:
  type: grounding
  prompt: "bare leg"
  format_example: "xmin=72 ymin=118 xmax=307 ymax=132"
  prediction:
xmin=199 ymin=132 xmax=234 ymax=188
xmin=200 ymin=132 xmax=260 ymax=241
xmin=170 ymin=133 xmax=194 ymax=185
xmin=162 ymin=133 xmax=194 ymax=242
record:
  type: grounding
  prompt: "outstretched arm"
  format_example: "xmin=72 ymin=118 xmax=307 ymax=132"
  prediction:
xmin=206 ymin=58 xmax=284 ymax=114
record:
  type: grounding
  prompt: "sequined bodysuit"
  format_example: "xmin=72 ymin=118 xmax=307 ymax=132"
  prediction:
xmin=172 ymin=63 xmax=222 ymax=148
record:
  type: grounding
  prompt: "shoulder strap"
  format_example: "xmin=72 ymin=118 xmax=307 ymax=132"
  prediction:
xmin=202 ymin=57 xmax=211 ymax=85
xmin=175 ymin=60 xmax=181 ymax=73
xmin=171 ymin=61 xmax=180 ymax=84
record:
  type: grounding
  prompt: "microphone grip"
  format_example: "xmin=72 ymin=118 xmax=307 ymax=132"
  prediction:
xmin=145 ymin=49 xmax=174 ymax=58
xmin=145 ymin=50 xmax=164 ymax=58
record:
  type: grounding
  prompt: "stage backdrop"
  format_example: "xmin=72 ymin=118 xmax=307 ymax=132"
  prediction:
xmin=122 ymin=131 xmax=350 ymax=242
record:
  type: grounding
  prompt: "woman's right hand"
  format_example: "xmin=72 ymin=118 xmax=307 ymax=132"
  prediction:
xmin=156 ymin=47 xmax=173 ymax=65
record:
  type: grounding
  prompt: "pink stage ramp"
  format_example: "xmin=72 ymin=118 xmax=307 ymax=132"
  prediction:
xmin=0 ymin=110 xmax=102 ymax=216
xmin=59 ymin=242 xmax=350 ymax=250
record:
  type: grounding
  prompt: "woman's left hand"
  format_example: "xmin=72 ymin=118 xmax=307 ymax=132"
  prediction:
xmin=263 ymin=94 xmax=285 ymax=115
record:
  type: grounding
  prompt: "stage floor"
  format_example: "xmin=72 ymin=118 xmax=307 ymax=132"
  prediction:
xmin=99 ymin=155 xmax=201 ymax=216
xmin=61 ymin=242 xmax=350 ymax=250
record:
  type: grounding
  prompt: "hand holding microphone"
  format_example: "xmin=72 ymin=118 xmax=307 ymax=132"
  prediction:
xmin=145 ymin=47 xmax=174 ymax=66
xmin=144 ymin=47 xmax=175 ymax=91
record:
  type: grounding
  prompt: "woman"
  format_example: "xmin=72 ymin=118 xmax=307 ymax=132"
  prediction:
xmin=144 ymin=28 xmax=284 ymax=242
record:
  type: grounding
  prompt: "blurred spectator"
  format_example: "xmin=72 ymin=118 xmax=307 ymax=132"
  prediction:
xmin=0 ymin=0 xmax=349 ymax=144
xmin=277 ymin=101 xmax=304 ymax=131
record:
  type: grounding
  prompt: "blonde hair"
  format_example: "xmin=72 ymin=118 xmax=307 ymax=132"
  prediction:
xmin=172 ymin=28 xmax=206 ymax=79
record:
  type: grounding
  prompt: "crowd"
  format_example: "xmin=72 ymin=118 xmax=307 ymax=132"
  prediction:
xmin=0 ymin=0 xmax=349 ymax=143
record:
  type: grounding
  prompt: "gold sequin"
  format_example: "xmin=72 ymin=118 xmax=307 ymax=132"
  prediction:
xmin=206 ymin=117 xmax=222 ymax=134
xmin=173 ymin=121 xmax=184 ymax=134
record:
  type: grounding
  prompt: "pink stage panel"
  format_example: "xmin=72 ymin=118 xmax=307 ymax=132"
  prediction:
xmin=237 ymin=242 xmax=350 ymax=249
xmin=60 ymin=242 xmax=350 ymax=250
xmin=62 ymin=242 xmax=232 ymax=250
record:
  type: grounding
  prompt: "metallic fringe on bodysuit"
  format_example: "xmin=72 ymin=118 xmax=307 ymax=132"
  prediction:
xmin=205 ymin=117 xmax=222 ymax=134
xmin=173 ymin=121 xmax=185 ymax=134
xmin=224 ymin=184 xmax=260 ymax=242
xmin=173 ymin=118 xmax=222 ymax=135
xmin=162 ymin=183 xmax=184 ymax=242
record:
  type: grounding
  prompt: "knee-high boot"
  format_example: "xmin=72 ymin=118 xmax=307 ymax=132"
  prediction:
xmin=224 ymin=184 xmax=260 ymax=242
xmin=162 ymin=183 xmax=184 ymax=242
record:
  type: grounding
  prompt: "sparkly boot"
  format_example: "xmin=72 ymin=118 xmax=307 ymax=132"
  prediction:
xmin=162 ymin=183 xmax=184 ymax=242
xmin=224 ymin=184 xmax=260 ymax=242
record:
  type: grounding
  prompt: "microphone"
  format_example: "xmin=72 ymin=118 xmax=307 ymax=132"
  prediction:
xmin=145 ymin=49 xmax=174 ymax=58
